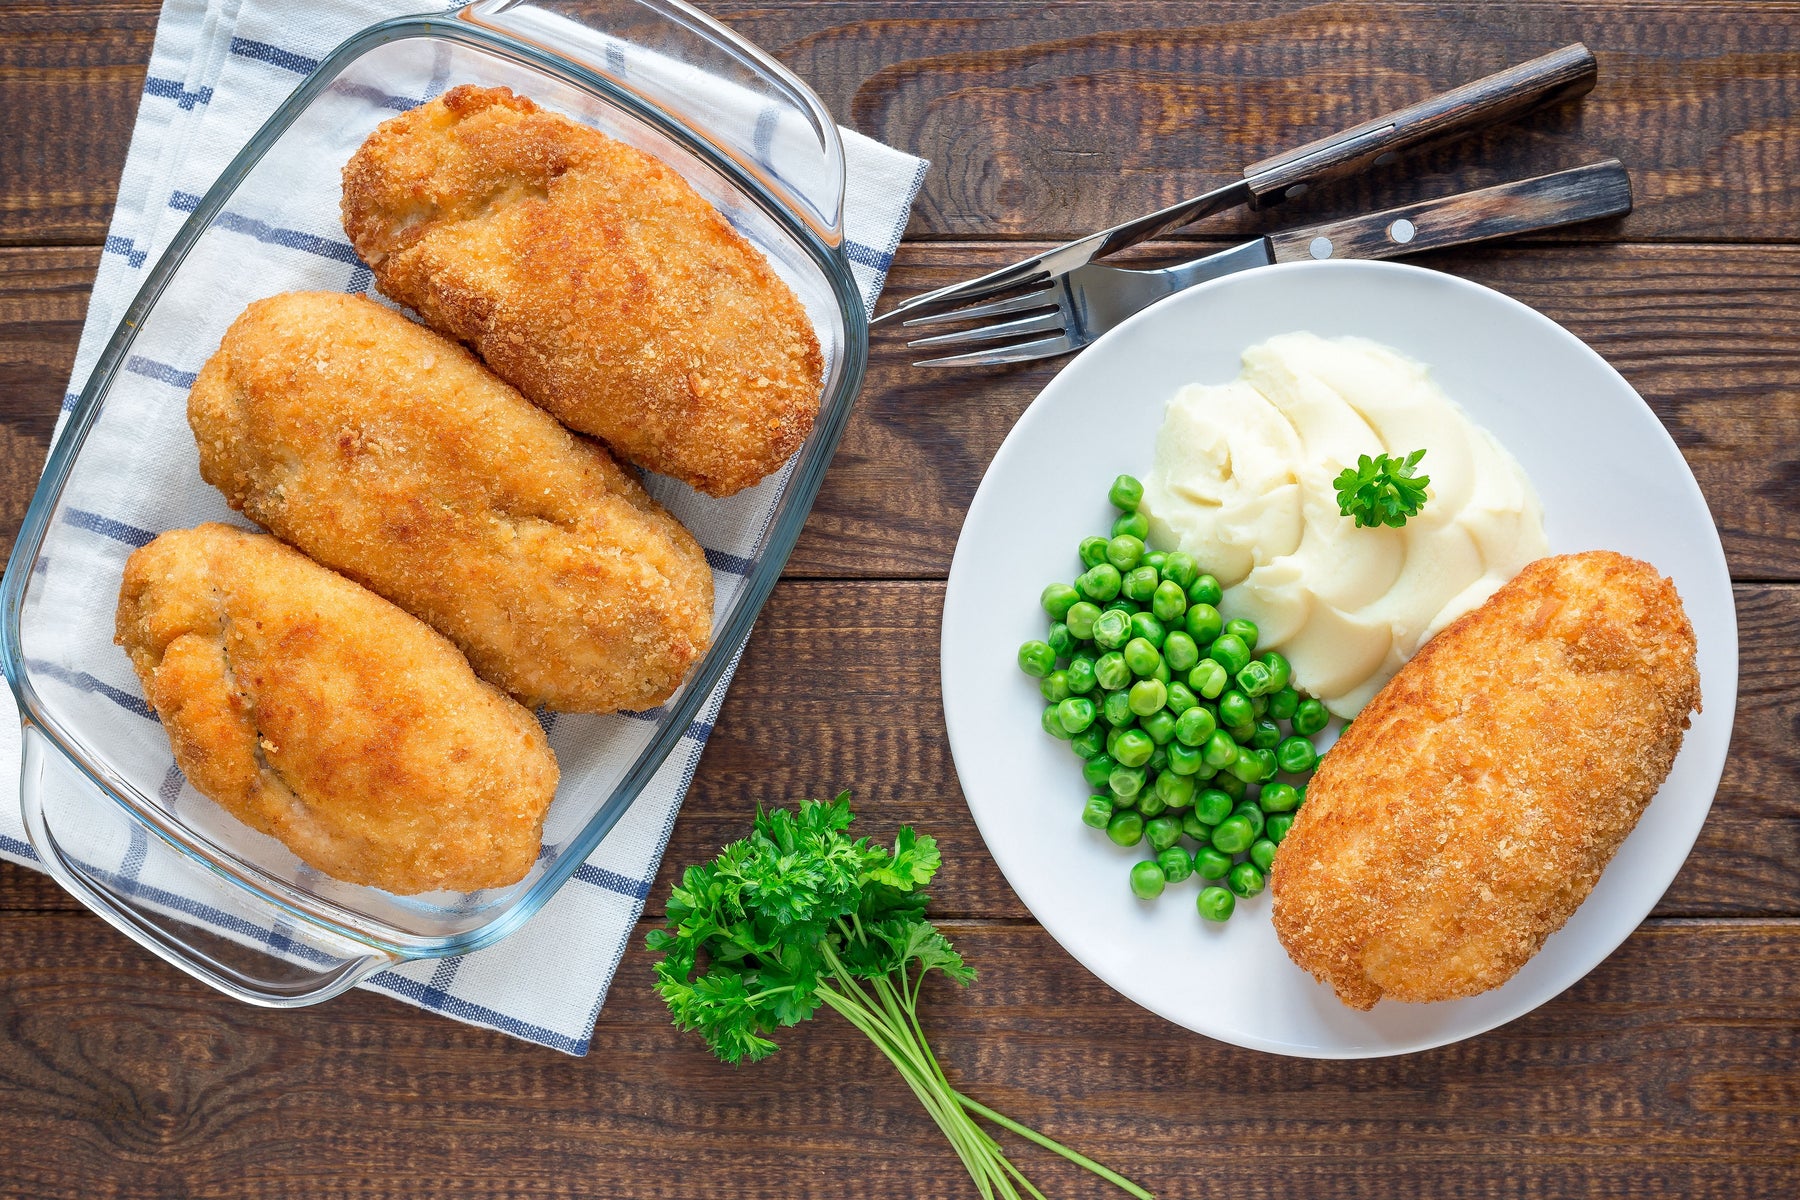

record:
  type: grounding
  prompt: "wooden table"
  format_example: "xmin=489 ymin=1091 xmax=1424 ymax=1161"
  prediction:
xmin=3 ymin=3 xmax=1797 ymax=1196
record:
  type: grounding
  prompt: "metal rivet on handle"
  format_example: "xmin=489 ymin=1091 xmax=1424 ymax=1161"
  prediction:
xmin=1375 ymin=151 xmax=1399 ymax=167
xmin=1287 ymin=183 xmax=1310 ymax=199
xmin=1309 ymin=236 xmax=1334 ymax=260
xmin=1388 ymin=218 xmax=1417 ymax=244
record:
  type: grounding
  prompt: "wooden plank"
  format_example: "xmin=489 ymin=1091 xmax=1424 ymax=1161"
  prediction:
xmin=0 ymin=912 xmax=1793 ymax=1199
xmin=0 ymin=4 xmax=156 ymax=244
xmin=6 ymin=2 xmax=1800 ymax=243
xmin=790 ymin=240 xmax=1800 ymax=580
xmin=3 ymin=576 xmax=1793 ymax=920
xmin=6 ymin=244 xmax=1800 ymax=582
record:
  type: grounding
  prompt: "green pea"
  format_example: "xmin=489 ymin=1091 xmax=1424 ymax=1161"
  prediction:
xmin=1094 ymin=608 xmax=1134 ymax=651
xmin=1070 ymin=723 xmax=1105 ymax=759
xmin=1188 ymin=574 xmax=1224 ymax=607
xmin=1188 ymin=659 xmax=1228 ymax=699
xmin=1112 ymin=511 xmax=1151 ymax=541
xmin=1123 ymin=637 xmax=1162 ymax=677
xmin=1156 ymin=771 xmax=1196 ymax=810
xmin=1165 ymin=679 xmax=1198 ymax=715
xmin=1056 ymin=696 xmax=1096 ymax=734
xmin=1107 ymin=810 xmax=1145 ymax=848
xmin=1121 ymin=565 xmax=1159 ymax=603
xmin=1259 ymin=651 xmax=1292 ymax=694
xmin=1251 ymin=718 xmax=1282 ymax=750
xmin=1266 ymin=813 xmax=1295 ymax=844
xmin=1152 ymin=580 xmax=1188 ymax=624
xmin=1082 ymin=794 xmax=1114 ymax=829
xmin=1044 ymin=623 xmax=1072 ymax=659
xmin=1258 ymin=782 xmax=1299 ymax=814
xmin=1211 ymin=814 xmax=1255 ymax=855
xmin=1214 ymin=772 xmax=1246 ymax=801
xmin=1151 ymin=659 xmax=1172 ymax=687
xmin=1197 ymin=885 xmax=1236 ymax=921
xmin=1227 ymin=861 xmax=1265 ymax=899
xmin=1293 ymin=784 xmax=1307 ymax=808
xmin=1078 ymin=535 xmax=1111 ymax=569
xmin=1277 ymin=735 xmax=1317 ymax=774
xmin=1157 ymin=847 xmax=1194 ymax=885
xmin=1224 ymin=617 xmax=1259 ymax=651
xmin=1201 ymin=729 xmax=1238 ymax=768
xmin=1109 ymin=764 xmax=1147 ymax=799
xmin=1041 ymin=705 xmax=1075 ymax=740
xmin=1166 ymin=740 xmax=1204 ymax=776
xmin=1139 ymin=709 xmax=1177 ymax=746
xmin=1250 ymin=838 xmax=1278 ymax=873
xmin=1083 ymin=753 xmax=1116 ymax=789
xmin=1018 ymin=640 xmax=1055 ymax=677
xmin=1113 ymin=730 xmax=1153 ymax=768
xmin=1293 ymin=698 xmax=1330 ymax=737
xmin=1226 ymin=751 xmax=1264 ymax=783
xmin=1224 ymin=722 xmax=1255 ymax=747
xmin=1104 ymin=597 xmax=1137 ymax=614
xmin=1208 ymin=633 xmax=1251 ymax=674
xmin=1041 ymin=583 xmax=1080 ymax=620
xmin=1235 ymin=659 xmax=1274 ymax=698
xmin=1128 ymin=678 xmax=1168 ymax=717
xmin=1076 ymin=562 xmax=1123 ymax=604
xmin=1162 ymin=631 xmax=1200 ymax=675
xmin=1194 ymin=850 xmax=1233 ymax=883
xmin=1162 ymin=552 xmax=1199 ymax=591
xmin=1105 ymin=534 xmax=1145 ymax=571
xmin=1147 ymin=746 xmax=1169 ymax=772
xmin=1251 ymin=694 xmax=1269 ymax=721
xmin=1094 ymin=651 xmax=1131 ymax=691
xmin=1064 ymin=601 xmax=1101 ymax=641
xmin=1129 ymin=860 xmax=1166 ymax=900
xmin=1143 ymin=551 xmax=1167 ymax=573
xmin=1194 ymin=788 xmax=1234 ymax=826
xmin=1136 ymin=789 xmax=1168 ymax=817
xmin=1232 ymin=803 xmax=1265 ymax=839
xmin=1183 ymin=602 xmax=1223 ymax=644
xmin=1268 ymin=686 xmax=1300 ymax=721
xmin=1146 ymin=815 xmax=1183 ymax=852
xmin=1173 ymin=705 xmax=1217 ymax=747
xmin=1181 ymin=810 xmax=1211 ymax=841
xmin=1101 ymin=689 xmax=1135 ymax=727
xmin=1109 ymin=474 xmax=1144 ymax=513
xmin=1215 ymin=689 xmax=1250 ymax=729
xmin=1126 ymin=612 xmax=1166 ymax=649
xmin=1064 ymin=657 xmax=1097 ymax=695
xmin=1039 ymin=670 xmax=1071 ymax=704
xmin=1254 ymin=747 xmax=1279 ymax=780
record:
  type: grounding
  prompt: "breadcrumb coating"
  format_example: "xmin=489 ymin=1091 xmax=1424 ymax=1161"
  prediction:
xmin=341 ymin=84 xmax=823 ymax=498
xmin=189 ymin=291 xmax=713 ymax=713
xmin=115 ymin=524 xmax=559 ymax=894
xmin=1270 ymin=551 xmax=1701 ymax=1009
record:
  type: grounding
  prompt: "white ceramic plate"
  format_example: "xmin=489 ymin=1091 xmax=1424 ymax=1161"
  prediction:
xmin=940 ymin=260 xmax=1738 ymax=1058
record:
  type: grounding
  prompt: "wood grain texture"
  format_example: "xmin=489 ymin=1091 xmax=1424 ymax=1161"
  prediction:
xmin=0 ymin=913 xmax=1794 ymax=1199
xmin=5 ymin=3 xmax=1800 ymax=243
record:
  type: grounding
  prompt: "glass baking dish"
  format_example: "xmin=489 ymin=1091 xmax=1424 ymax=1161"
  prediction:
xmin=0 ymin=0 xmax=867 ymax=1005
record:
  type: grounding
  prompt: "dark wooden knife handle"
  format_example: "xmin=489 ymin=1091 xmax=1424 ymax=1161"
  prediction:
xmin=1265 ymin=158 xmax=1631 ymax=263
xmin=1244 ymin=44 xmax=1599 ymax=208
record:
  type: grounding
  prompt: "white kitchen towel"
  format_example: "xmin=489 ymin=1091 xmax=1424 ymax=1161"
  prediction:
xmin=0 ymin=0 xmax=925 ymax=1055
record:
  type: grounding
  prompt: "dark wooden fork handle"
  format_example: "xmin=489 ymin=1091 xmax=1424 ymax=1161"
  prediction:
xmin=1265 ymin=158 xmax=1632 ymax=263
xmin=1244 ymin=44 xmax=1599 ymax=208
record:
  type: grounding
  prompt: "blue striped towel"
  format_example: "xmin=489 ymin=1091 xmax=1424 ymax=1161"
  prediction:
xmin=0 ymin=0 xmax=926 ymax=1054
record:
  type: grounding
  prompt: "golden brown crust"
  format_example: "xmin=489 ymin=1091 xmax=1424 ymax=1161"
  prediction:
xmin=340 ymin=84 xmax=823 ymax=498
xmin=189 ymin=291 xmax=714 ymax=713
xmin=1269 ymin=551 xmax=1702 ymax=1010
xmin=114 ymin=524 xmax=559 ymax=894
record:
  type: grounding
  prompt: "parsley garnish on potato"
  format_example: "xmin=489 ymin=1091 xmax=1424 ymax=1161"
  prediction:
xmin=1334 ymin=448 xmax=1431 ymax=528
xmin=648 ymin=793 xmax=1153 ymax=1199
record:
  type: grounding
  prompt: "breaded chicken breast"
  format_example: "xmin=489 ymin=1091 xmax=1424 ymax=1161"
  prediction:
xmin=116 ymin=524 xmax=558 ymax=894
xmin=1270 ymin=551 xmax=1701 ymax=1010
xmin=189 ymin=291 xmax=713 ymax=713
xmin=341 ymin=84 xmax=823 ymax=498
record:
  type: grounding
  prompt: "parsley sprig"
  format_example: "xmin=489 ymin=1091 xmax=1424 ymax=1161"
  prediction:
xmin=1333 ymin=448 xmax=1431 ymax=528
xmin=649 ymin=794 xmax=1153 ymax=1200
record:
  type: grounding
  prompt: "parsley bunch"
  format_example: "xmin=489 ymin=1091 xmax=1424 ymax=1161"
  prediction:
xmin=1333 ymin=448 xmax=1431 ymax=528
xmin=649 ymin=794 xmax=1153 ymax=1200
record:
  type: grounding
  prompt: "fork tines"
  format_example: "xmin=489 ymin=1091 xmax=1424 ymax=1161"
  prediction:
xmin=902 ymin=286 xmax=1071 ymax=367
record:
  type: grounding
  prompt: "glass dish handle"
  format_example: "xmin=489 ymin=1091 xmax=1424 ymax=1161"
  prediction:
xmin=460 ymin=0 xmax=848 ymax=243
xmin=19 ymin=725 xmax=396 ymax=1007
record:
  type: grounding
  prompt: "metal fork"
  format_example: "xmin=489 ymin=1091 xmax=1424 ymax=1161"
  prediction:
xmin=904 ymin=159 xmax=1631 ymax=368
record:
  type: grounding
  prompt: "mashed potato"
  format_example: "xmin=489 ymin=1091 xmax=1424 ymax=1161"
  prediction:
xmin=1141 ymin=333 xmax=1547 ymax=717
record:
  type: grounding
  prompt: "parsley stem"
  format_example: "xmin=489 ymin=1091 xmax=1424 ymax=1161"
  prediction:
xmin=956 ymin=1093 xmax=1156 ymax=1200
